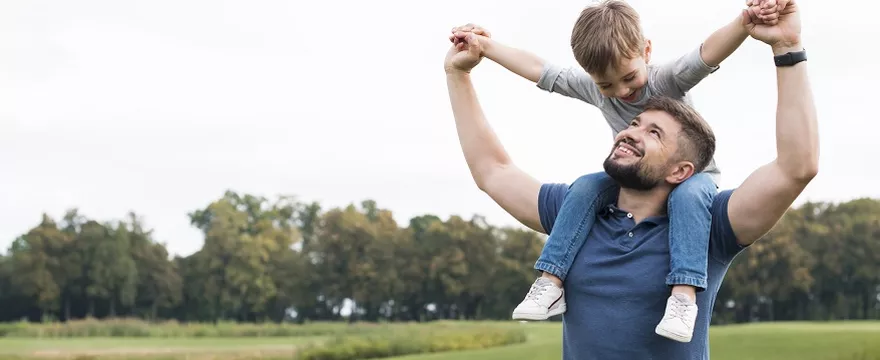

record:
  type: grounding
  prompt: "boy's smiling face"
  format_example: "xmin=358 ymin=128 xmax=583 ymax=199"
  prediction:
xmin=589 ymin=40 xmax=652 ymax=103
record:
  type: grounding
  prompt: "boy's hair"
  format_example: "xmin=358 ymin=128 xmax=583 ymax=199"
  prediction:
xmin=644 ymin=96 xmax=716 ymax=173
xmin=570 ymin=0 xmax=645 ymax=75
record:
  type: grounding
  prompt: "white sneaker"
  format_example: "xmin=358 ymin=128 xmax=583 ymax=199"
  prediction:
xmin=654 ymin=293 xmax=698 ymax=342
xmin=511 ymin=277 xmax=566 ymax=321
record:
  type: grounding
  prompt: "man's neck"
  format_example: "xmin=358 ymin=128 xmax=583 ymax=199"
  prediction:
xmin=616 ymin=186 xmax=672 ymax=223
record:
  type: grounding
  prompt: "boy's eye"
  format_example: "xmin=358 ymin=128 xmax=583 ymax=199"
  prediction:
xmin=624 ymin=76 xmax=635 ymax=82
xmin=600 ymin=85 xmax=611 ymax=89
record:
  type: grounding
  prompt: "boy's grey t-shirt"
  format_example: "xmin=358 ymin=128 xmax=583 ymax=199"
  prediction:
xmin=536 ymin=45 xmax=721 ymax=178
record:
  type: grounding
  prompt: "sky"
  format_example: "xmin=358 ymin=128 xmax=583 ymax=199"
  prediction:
xmin=2 ymin=0 xmax=877 ymax=257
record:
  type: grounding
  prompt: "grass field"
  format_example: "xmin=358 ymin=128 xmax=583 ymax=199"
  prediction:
xmin=0 ymin=321 xmax=878 ymax=359
xmin=389 ymin=321 xmax=880 ymax=360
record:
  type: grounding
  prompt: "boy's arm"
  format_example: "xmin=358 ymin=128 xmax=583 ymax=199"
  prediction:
xmin=699 ymin=14 xmax=751 ymax=68
xmin=451 ymin=25 xmax=603 ymax=106
xmin=484 ymin=37 xmax=605 ymax=106
xmin=652 ymin=11 xmax=756 ymax=96
xmin=481 ymin=37 xmax=545 ymax=83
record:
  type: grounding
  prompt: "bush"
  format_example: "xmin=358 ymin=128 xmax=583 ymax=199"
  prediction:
xmin=0 ymin=318 xmax=380 ymax=338
xmin=295 ymin=324 xmax=527 ymax=360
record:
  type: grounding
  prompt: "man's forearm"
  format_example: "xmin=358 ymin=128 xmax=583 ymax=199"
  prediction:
xmin=446 ymin=71 xmax=513 ymax=188
xmin=481 ymin=37 xmax=546 ymax=83
xmin=773 ymin=44 xmax=819 ymax=180
xmin=700 ymin=15 xmax=750 ymax=67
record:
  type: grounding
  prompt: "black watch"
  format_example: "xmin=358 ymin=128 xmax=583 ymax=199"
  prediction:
xmin=774 ymin=49 xmax=807 ymax=67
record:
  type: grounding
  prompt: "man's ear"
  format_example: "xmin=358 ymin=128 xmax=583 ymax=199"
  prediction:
xmin=666 ymin=160 xmax=695 ymax=185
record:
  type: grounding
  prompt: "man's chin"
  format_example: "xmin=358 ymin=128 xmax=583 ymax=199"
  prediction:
xmin=603 ymin=158 xmax=658 ymax=191
xmin=607 ymin=156 xmax=637 ymax=166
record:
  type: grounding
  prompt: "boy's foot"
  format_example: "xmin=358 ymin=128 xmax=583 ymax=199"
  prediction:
xmin=511 ymin=277 xmax=566 ymax=321
xmin=654 ymin=293 xmax=698 ymax=342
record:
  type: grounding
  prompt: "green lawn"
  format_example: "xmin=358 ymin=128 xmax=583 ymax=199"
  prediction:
xmin=389 ymin=321 xmax=880 ymax=360
xmin=1 ymin=321 xmax=878 ymax=360
xmin=0 ymin=336 xmax=323 ymax=356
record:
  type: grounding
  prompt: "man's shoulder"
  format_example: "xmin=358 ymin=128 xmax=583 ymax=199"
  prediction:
xmin=708 ymin=188 xmax=747 ymax=263
xmin=538 ymin=183 xmax=570 ymax=233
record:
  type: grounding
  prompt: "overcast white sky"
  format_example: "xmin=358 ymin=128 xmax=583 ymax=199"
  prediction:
xmin=1 ymin=0 xmax=876 ymax=256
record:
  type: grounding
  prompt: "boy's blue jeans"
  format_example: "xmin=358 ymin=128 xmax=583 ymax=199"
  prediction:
xmin=534 ymin=171 xmax=717 ymax=291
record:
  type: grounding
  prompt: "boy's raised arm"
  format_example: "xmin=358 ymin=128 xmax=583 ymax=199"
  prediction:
xmin=450 ymin=24 xmax=603 ymax=106
xmin=699 ymin=14 xmax=751 ymax=68
xmin=451 ymin=24 xmax=545 ymax=83
xmin=653 ymin=1 xmax=780 ymax=96
xmin=701 ymin=0 xmax=786 ymax=66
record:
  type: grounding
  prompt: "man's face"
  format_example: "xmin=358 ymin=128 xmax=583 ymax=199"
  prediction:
xmin=589 ymin=41 xmax=651 ymax=103
xmin=603 ymin=109 xmax=684 ymax=190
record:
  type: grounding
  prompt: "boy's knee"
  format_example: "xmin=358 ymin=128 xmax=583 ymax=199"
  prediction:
xmin=570 ymin=172 xmax=616 ymax=193
xmin=671 ymin=173 xmax=716 ymax=202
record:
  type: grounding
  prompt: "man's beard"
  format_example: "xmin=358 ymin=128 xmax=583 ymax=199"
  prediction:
xmin=603 ymin=156 xmax=661 ymax=191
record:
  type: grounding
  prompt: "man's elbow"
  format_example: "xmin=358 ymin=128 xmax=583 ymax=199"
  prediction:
xmin=788 ymin=156 xmax=819 ymax=183
xmin=796 ymin=162 xmax=819 ymax=183
xmin=473 ymin=163 xmax=508 ymax=193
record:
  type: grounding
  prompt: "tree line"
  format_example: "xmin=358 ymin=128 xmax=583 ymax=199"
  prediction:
xmin=0 ymin=191 xmax=878 ymax=324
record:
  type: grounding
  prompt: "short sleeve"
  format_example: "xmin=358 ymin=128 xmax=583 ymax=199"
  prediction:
xmin=708 ymin=189 xmax=748 ymax=264
xmin=536 ymin=63 xmax=604 ymax=106
xmin=538 ymin=183 xmax=570 ymax=234
xmin=650 ymin=45 xmax=719 ymax=98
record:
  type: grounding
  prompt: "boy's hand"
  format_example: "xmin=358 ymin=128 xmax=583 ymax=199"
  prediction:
xmin=745 ymin=0 xmax=787 ymax=26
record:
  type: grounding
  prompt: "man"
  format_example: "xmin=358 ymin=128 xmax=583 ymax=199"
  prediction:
xmin=444 ymin=1 xmax=816 ymax=359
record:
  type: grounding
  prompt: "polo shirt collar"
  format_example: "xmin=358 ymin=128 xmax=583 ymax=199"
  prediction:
xmin=600 ymin=204 xmax=668 ymax=225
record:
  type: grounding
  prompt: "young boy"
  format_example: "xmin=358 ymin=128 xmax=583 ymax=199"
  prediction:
xmin=450 ymin=0 xmax=779 ymax=343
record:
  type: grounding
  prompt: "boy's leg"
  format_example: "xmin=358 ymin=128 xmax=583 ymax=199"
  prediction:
xmin=512 ymin=171 xmax=618 ymax=320
xmin=654 ymin=173 xmax=717 ymax=342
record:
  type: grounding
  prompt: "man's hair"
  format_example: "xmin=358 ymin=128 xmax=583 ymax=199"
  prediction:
xmin=644 ymin=96 xmax=716 ymax=173
xmin=570 ymin=0 xmax=645 ymax=75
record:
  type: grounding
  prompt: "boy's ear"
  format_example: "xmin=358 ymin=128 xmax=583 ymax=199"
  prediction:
xmin=643 ymin=39 xmax=652 ymax=64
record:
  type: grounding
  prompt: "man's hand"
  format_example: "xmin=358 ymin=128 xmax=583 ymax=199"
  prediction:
xmin=743 ymin=0 xmax=801 ymax=54
xmin=444 ymin=31 xmax=485 ymax=74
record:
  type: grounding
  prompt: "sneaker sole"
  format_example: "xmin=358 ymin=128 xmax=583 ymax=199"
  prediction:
xmin=511 ymin=304 xmax=567 ymax=321
xmin=654 ymin=325 xmax=692 ymax=343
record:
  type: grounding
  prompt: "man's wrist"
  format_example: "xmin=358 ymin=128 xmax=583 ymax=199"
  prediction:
xmin=445 ymin=68 xmax=472 ymax=79
xmin=771 ymin=42 xmax=804 ymax=56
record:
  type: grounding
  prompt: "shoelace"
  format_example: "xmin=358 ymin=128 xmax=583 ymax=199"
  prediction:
xmin=666 ymin=299 xmax=692 ymax=320
xmin=524 ymin=280 xmax=549 ymax=301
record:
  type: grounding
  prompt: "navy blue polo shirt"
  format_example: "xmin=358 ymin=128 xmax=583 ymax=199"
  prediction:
xmin=538 ymin=183 xmax=747 ymax=360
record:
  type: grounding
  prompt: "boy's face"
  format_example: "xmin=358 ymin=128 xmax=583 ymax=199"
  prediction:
xmin=589 ymin=40 xmax=652 ymax=103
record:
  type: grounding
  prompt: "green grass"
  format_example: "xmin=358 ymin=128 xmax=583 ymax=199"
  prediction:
xmin=387 ymin=321 xmax=880 ymax=360
xmin=1 ymin=321 xmax=878 ymax=359
xmin=0 ymin=336 xmax=321 ymax=353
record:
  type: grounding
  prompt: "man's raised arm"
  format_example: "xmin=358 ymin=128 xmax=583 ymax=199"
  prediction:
xmin=445 ymin=33 xmax=546 ymax=233
xmin=727 ymin=0 xmax=818 ymax=246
